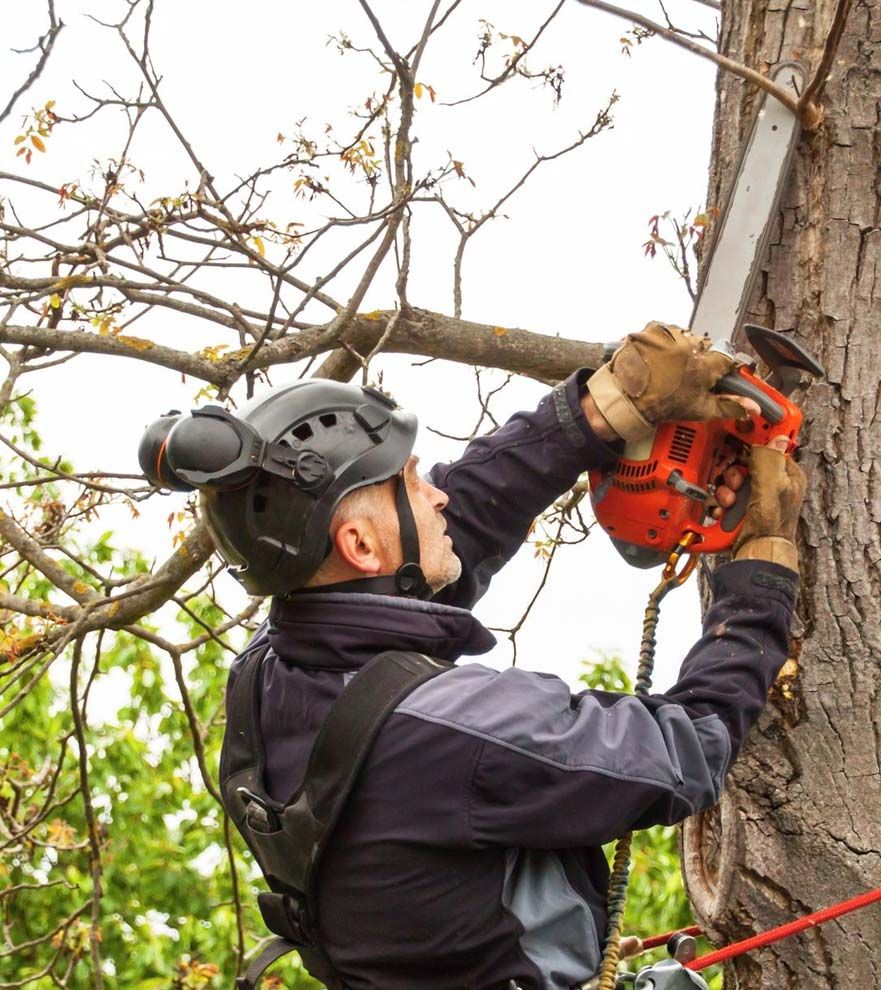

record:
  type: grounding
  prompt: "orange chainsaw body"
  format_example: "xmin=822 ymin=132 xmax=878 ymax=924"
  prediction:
xmin=588 ymin=363 xmax=804 ymax=565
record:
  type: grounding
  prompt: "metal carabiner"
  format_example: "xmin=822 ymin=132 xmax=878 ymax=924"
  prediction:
xmin=661 ymin=532 xmax=699 ymax=587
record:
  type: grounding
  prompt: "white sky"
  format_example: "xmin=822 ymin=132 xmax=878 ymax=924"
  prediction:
xmin=1 ymin=0 xmax=722 ymax=692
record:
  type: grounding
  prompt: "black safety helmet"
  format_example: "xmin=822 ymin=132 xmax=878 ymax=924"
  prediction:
xmin=137 ymin=380 xmax=430 ymax=598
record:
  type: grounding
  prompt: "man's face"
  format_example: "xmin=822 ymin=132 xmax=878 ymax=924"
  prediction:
xmin=322 ymin=456 xmax=462 ymax=594
xmin=399 ymin=456 xmax=462 ymax=593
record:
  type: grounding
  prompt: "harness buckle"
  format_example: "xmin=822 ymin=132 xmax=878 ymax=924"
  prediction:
xmin=237 ymin=786 xmax=282 ymax=831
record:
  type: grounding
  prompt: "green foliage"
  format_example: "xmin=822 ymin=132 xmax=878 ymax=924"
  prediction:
xmin=0 ymin=395 xmax=321 ymax=990
xmin=2 ymin=616 xmax=323 ymax=989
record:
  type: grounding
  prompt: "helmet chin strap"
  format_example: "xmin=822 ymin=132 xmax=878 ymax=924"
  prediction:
xmin=293 ymin=475 xmax=433 ymax=600
xmin=392 ymin=473 xmax=433 ymax=599
xmin=292 ymin=473 xmax=434 ymax=601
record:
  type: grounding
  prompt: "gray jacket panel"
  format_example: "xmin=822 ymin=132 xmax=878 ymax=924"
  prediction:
xmin=399 ymin=663 xmax=731 ymax=813
xmin=501 ymin=849 xmax=601 ymax=990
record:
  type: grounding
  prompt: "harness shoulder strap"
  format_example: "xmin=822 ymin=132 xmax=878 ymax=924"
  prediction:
xmin=228 ymin=648 xmax=450 ymax=990
xmin=219 ymin=624 xmax=272 ymax=833
xmin=304 ymin=650 xmax=449 ymax=860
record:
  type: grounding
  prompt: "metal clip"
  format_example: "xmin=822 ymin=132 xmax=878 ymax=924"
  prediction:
xmin=632 ymin=959 xmax=709 ymax=989
xmin=661 ymin=532 xmax=699 ymax=586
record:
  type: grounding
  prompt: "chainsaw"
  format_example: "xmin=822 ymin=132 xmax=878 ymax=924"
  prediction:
xmin=588 ymin=63 xmax=824 ymax=569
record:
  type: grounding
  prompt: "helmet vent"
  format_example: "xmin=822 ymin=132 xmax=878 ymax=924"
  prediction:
xmin=291 ymin=423 xmax=313 ymax=442
xmin=319 ymin=413 xmax=337 ymax=428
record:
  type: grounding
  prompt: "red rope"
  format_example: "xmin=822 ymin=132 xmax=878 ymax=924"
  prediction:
xmin=640 ymin=925 xmax=702 ymax=951
xmin=685 ymin=886 xmax=881 ymax=972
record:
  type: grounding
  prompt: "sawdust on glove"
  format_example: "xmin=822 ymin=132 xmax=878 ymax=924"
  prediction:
xmin=732 ymin=443 xmax=806 ymax=574
xmin=587 ymin=322 xmax=747 ymax=442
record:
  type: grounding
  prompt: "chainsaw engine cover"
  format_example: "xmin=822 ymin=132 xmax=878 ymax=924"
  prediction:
xmin=588 ymin=366 xmax=805 ymax=566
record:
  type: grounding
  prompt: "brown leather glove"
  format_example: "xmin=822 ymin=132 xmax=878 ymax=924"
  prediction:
xmin=587 ymin=322 xmax=746 ymax=442
xmin=732 ymin=442 xmax=806 ymax=574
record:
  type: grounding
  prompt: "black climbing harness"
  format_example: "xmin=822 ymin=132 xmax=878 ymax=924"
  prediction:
xmin=219 ymin=639 xmax=450 ymax=989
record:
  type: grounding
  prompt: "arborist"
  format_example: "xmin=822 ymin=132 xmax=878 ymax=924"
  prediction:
xmin=139 ymin=322 xmax=805 ymax=990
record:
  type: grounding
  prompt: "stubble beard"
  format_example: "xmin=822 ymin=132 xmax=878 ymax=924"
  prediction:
xmin=429 ymin=543 xmax=462 ymax=593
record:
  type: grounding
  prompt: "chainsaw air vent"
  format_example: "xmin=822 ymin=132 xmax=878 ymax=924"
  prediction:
xmin=669 ymin=426 xmax=697 ymax=464
xmin=616 ymin=459 xmax=658 ymax=479
xmin=613 ymin=479 xmax=657 ymax=494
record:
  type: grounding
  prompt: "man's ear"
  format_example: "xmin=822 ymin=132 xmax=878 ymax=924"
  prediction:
xmin=332 ymin=519 xmax=383 ymax=576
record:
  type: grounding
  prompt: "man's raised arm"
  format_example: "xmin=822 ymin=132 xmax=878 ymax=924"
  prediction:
xmin=429 ymin=368 xmax=620 ymax=609
xmin=431 ymin=322 xmax=751 ymax=609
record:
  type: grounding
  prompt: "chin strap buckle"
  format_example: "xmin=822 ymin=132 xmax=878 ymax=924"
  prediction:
xmin=395 ymin=561 xmax=432 ymax=599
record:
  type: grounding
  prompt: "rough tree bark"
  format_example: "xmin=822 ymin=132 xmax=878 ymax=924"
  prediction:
xmin=682 ymin=1 xmax=881 ymax=986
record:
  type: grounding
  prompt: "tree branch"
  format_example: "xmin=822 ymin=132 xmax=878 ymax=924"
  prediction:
xmin=69 ymin=637 xmax=104 ymax=990
xmin=444 ymin=0 xmax=568 ymax=108
xmin=0 ymin=1 xmax=64 ymax=127
xmin=0 ymin=510 xmax=98 ymax=605
xmin=0 ymin=307 xmax=606 ymax=387
xmin=797 ymin=0 xmax=853 ymax=120
xmin=574 ymin=0 xmax=801 ymax=117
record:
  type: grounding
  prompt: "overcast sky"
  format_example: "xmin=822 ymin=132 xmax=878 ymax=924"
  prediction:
xmin=1 ymin=0 xmax=722 ymax=692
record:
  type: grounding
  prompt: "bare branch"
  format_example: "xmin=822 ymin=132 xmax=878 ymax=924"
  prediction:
xmin=444 ymin=93 xmax=617 ymax=316
xmin=0 ymin=1 xmax=65 ymax=127
xmin=410 ymin=0 xmax=444 ymax=77
xmin=798 ymin=0 xmax=853 ymax=122
xmin=574 ymin=0 xmax=801 ymax=118
xmin=357 ymin=1 xmax=407 ymax=75
xmin=0 ymin=307 xmax=605 ymax=386
xmin=444 ymin=0 xmax=568 ymax=108
xmin=69 ymin=638 xmax=104 ymax=990
xmin=405 ymin=0 xmax=466 ymax=62
xmin=0 ymin=323 xmax=229 ymax=384
xmin=656 ymin=0 xmax=716 ymax=45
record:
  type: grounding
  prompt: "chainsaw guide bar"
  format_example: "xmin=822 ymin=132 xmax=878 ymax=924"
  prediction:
xmin=690 ymin=62 xmax=806 ymax=343
xmin=590 ymin=63 xmax=817 ymax=569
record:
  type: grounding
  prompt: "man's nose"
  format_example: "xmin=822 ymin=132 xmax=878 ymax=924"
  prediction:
xmin=428 ymin=481 xmax=449 ymax=511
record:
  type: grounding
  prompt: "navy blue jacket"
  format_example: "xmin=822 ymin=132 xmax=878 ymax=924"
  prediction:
xmin=232 ymin=371 xmax=797 ymax=990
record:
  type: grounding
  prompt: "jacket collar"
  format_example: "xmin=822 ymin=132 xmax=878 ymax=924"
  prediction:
xmin=268 ymin=592 xmax=497 ymax=670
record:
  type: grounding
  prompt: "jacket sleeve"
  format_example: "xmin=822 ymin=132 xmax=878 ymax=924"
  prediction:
xmin=428 ymin=369 xmax=619 ymax=610
xmin=397 ymin=559 xmax=796 ymax=848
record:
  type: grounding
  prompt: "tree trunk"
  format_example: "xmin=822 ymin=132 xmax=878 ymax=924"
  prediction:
xmin=681 ymin=2 xmax=881 ymax=986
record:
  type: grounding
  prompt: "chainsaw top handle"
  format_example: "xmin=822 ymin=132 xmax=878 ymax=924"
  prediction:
xmin=713 ymin=371 xmax=784 ymax=424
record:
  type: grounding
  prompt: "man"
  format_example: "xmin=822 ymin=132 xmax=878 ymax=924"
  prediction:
xmin=140 ymin=323 xmax=805 ymax=990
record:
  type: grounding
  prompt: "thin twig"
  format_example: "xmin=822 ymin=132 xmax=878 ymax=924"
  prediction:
xmin=0 ymin=1 xmax=64 ymax=127
xmin=798 ymin=0 xmax=853 ymax=117
xmin=223 ymin=813 xmax=246 ymax=974
xmin=574 ymin=0 xmax=800 ymax=117
xmin=69 ymin=637 xmax=104 ymax=990
xmin=444 ymin=0 xmax=567 ymax=107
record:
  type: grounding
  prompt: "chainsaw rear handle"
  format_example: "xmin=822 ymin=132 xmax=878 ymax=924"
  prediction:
xmin=720 ymin=474 xmax=751 ymax=533
xmin=713 ymin=372 xmax=784 ymax=424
